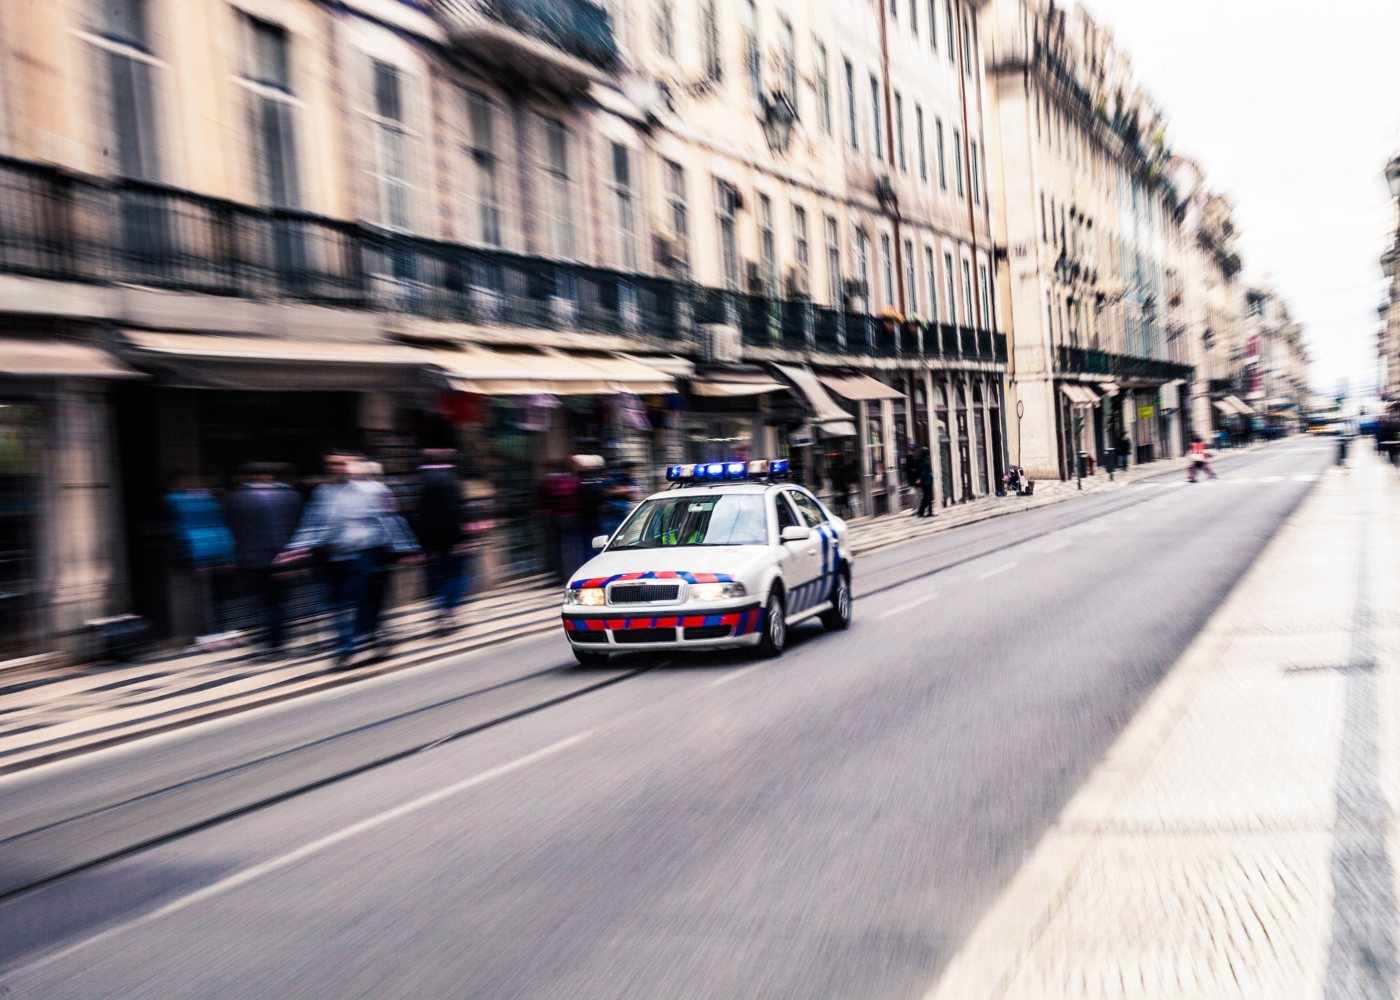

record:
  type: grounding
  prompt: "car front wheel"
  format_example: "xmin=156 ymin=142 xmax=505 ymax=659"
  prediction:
xmin=820 ymin=570 xmax=852 ymax=631
xmin=756 ymin=591 xmax=787 ymax=658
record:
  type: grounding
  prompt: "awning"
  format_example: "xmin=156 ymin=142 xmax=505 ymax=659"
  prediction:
xmin=121 ymin=331 xmax=428 ymax=390
xmin=432 ymin=345 xmax=674 ymax=396
xmin=1 ymin=339 xmax=141 ymax=379
xmin=818 ymin=373 xmax=906 ymax=402
xmin=1061 ymin=384 xmax=1101 ymax=407
xmin=1223 ymin=394 xmax=1255 ymax=416
xmin=691 ymin=377 xmax=790 ymax=398
xmin=1213 ymin=400 xmax=1235 ymax=414
xmin=773 ymin=364 xmax=858 ymax=437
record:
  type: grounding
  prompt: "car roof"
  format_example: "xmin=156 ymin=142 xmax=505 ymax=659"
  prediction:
xmin=646 ymin=482 xmax=789 ymax=499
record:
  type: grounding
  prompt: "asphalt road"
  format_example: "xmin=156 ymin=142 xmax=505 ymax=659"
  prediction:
xmin=0 ymin=439 xmax=1334 ymax=999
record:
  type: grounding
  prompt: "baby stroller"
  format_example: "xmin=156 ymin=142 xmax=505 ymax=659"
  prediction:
xmin=1002 ymin=465 xmax=1034 ymax=497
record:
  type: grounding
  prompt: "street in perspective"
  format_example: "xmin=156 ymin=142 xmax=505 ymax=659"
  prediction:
xmin=0 ymin=0 xmax=1398 ymax=997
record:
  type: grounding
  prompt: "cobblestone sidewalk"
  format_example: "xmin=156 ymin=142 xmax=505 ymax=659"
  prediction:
xmin=924 ymin=444 xmax=1400 ymax=999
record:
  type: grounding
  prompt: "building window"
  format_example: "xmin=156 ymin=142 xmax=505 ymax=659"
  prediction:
xmin=925 ymin=246 xmax=938 ymax=320
xmin=879 ymin=233 xmax=893 ymax=306
xmin=945 ymin=0 xmax=955 ymax=63
xmin=915 ymin=105 xmax=927 ymax=181
xmin=909 ymin=0 xmax=918 ymax=36
xmin=961 ymin=257 xmax=974 ymax=325
xmin=944 ymin=250 xmax=956 ymax=323
xmin=715 ymin=179 xmax=739 ymax=289
xmin=743 ymin=0 xmax=761 ymax=100
xmin=1040 ymin=191 xmax=1047 ymax=243
xmin=96 ymin=0 xmax=161 ymax=181
xmin=370 ymin=61 xmax=413 ymax=231
xmin=928 ymin=0 xmax=937 ymax=50
xmin=702 ymin=0 xmax=722 ymax=81
xmin=844 ymin=60 xmax=858 ymax=150
xmin=665 ymin=159 xmax=688 ymax=264
xmin=759 ymin=193 xmax=777 ymax=289
xmin=962 ymin=9 xmax=973 ymax=73
xmin=240 ymin=16 xmax=299 ymax=208
xmin=611 ymin=143 xmax=637 ymax=271
xmin=936 ymin=118 xmax=946 ymax=189
xmin=979 ymin=262 xmax=992 ymax=328
xmin=854 ymin=229 xmax=872 ymax=312
xmin=825 ymin=215 xmax=842 ymax=306
xmin=793 ymin=204 xmax=810 ymax=276
xmin=971 ymin=140 xmax=981 ymax=204
xmin=953 ymin=127 xmax=964 ymax=198
xmin=904 ymin=238 xmax=917 ymax=314
xmin=889 ymin=0 xmax=897 ymax=21
xmin=870 ymin=75 xmax=883 ymax=160
xmin=541 ymin=116 xmax=574 ymax=257
xmin=653 ymin=0 xmax=674 ymax=58
xmin=895 ymin=92 xmax=907 ymax=172
xmin=780 ymin=18 xmax=797 ymax=110
xmin=462 ymin=90 xmax=503 ymax=246
xmin=815 ymin=41 xmax=832 ymax=136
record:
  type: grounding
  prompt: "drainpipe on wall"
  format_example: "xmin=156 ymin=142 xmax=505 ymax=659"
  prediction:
xmin=876 ymin=0 xmax=906 ymax=315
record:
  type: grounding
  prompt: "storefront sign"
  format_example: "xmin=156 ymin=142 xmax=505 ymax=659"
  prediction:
xmin=788 ymin=424 xmax=815 ymax=448
xmin=1138 ymin=405 xmax=1155 ymax=421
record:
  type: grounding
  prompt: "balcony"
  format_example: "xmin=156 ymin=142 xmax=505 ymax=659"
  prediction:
xmin=1056 ymin=345 xmax=1192 ymax=383
xmin=433 ymin=0 xmax=619 ymax=91
xmin=0 ymin=155 xmax=1010 ymax=370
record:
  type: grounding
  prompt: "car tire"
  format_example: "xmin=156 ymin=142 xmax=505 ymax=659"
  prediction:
xmin=572 ymin=648 xmax=611 ymax=667
xmin=820 ymin=569 xmax=852 ymax=631
xmin=756 ymin=590 xmax=787 ymax=659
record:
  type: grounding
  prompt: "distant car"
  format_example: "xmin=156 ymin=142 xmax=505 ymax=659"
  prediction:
xmin=561 ymin=461 xmax=853 ymax=665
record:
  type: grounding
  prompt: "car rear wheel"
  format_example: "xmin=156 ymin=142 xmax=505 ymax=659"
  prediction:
xmin=572 ymin=648 xmax=611 ymax=667
xmin=820 ymin=570 xmax=852 ymax=631
xmin=756 ymin=591 xmax=787 ymax=658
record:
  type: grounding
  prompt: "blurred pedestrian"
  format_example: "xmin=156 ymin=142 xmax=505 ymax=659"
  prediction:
xmin=1186 ymin=437 xmax=1217 ymax=482
xmin=412 ymin=448 xmax=468 ymax=635
xmin=830 ymin=454 xmax=855 ymax=518
xmin=224 ymin=462 xmax=302 ymax=656
xmin=1117 ymin=432 xmax=1131 ymax=470
xmin=539 ymin=459 xmax=581 ymax=584
xmin=601 ymin=460 xmax=640 ymax=537
xmin=163 ymin=474 xmax=236 ymax=648
xmin=277 ymin=452 xmax=406 ymax=669
xmin=913 ymin=447 xmax=934 ymax=517
xmin=353 ymin=460 xmax=418 ymax=657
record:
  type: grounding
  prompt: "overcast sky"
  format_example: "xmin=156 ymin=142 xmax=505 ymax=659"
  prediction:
xmin=1078 ymin=0 xmax=1400 ymax=396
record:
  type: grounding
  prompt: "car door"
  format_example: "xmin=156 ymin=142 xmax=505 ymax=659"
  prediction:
xmin=786 ymin=488 xmax=839 ymax=607
xmin=775 ymin=491 xmax=823 ymax=614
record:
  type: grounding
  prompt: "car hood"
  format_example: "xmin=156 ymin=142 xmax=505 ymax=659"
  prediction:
xmin=568 ymin=546 xmax=770 ymax=587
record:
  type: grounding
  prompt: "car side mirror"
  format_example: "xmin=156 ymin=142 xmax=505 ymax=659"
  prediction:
xmin=591 ymin=535 xmax=609 ymax=551
xmin=780 ymin=525 xmax=811 ymax=543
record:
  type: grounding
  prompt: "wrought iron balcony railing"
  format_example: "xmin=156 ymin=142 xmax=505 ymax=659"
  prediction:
xmin=434 ymin=0 xmax=619 ymax=72
xmin=0 ymin=155 xmax=1009 ymax=368
xmin=1056 ymin=344 xmax=1193 ymax=383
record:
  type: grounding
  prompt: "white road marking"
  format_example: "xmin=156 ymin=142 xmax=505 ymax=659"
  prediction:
xmin=1080 ymin=523 xmax=1107 ymax=535
xmin=977 ymin=562 xmax=1018 ymax=581
xmin=1293 ymin=474 xmax=1318 ymax=482
xmin=6 ymin=731 xmax=593 ymax=977
xmin=877 ymin=590 xmax=942 ymax=620
xmin=1041 ymin=539 xmax=1072 ymax=554
xmin=1259 ymin=475 xmax=1284 ymax=483
xmin=1119 ymin=512 xmax=1141 ymax=523
xmin=709 ymin=663 xmax=766 ymax=687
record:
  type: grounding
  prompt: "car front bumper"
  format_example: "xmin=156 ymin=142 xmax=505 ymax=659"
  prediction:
xmin=561 ymin=601 xmax=764 ymax=651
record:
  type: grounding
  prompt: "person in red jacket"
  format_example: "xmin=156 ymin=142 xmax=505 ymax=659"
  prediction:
xmin=1187 ymin=438 xmax=1217 ymax=482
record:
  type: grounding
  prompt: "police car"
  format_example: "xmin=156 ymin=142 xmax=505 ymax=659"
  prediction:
xmin=561 ymin=460 xmax=853 ymax=665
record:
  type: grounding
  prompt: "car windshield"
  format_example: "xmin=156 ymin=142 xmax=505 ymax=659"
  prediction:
xmin=608 ymin=493 xmax=769 ymax=549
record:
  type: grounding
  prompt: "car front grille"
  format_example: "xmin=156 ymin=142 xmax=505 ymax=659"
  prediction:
xmin=608 ymin=584 xmax=681 ymax=604
xmin=569 ymin=630 xmax=607 ymax=644
xmin=613 ymin=628 xmax=677 ymax=644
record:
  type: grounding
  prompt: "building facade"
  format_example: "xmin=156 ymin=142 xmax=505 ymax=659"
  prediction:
xmin=0 ymin=0 xmax=1010 ymax=663
xmin=981 ymin=0 xmax=1198 ymax=480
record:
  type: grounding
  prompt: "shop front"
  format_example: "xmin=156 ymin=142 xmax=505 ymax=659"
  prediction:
xmin=815 ymin=372 xmax=905 ymax=517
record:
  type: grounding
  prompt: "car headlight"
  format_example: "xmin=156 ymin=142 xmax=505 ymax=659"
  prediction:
xmin=689 ymin=582 xmax=747 ymax=602
xmin=564 ymin=587 xmax=606 ymax=606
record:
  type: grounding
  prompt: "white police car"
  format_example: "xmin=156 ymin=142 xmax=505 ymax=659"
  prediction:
xmin=561 ymin=460 xmax=853 ymax=665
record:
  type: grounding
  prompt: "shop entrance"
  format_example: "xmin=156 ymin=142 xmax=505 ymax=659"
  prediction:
xmin=0 ymin=401 xmax=44 ymax=660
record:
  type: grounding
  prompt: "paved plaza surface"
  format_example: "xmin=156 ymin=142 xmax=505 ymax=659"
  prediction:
xmin=0 ymin=437 xmax=1374 ymax=999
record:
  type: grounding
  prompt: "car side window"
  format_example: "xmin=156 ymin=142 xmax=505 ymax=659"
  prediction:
xmin=775 ymin=493 xmax=802 ymax=534
xmin=787 ymin=490 xmax=828 ymax=529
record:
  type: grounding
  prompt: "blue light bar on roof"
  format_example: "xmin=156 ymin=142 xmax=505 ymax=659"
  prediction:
xmin=725 ymin=462 xmax=747 ymax=480
xmin=663 ymin=459 xmax=791 ymax=482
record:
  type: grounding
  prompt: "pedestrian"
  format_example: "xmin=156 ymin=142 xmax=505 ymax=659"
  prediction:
xmin=830 ymin=454 xmax=855 ymax=518
xmin=539 ymin=459 xmax=582 ymax=584
xmin=601 ymin=460 xmax=640 ymax=537
xmin=224 ymin=462 xmax=302 ymax=657
xmin=412 ymin=448 xmax=468 ymax=635
xmin=353 ymin=460 xmax=418 ymax=657
xmin=163 ymin=473 xmax=235 ymax=648
xmin=276 ymin=452 xmax=414 ymax=669
xmin=1186 ymin=437 xmax=1217 ymax=482
xmin=915 ymin=447 xmax=934 ymax=517
xmin=1117 ymin=432 xmax=1131 ymax=471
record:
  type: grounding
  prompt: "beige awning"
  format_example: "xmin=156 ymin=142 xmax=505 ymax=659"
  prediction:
xmin=432 ymin=346 xmax=674 ymax=396
xmin=1223 ymin=394 xmax=1255 ymax=416
xmin=773 ymin=364 xmax=858 ymax=437
xmin=818 ymin=373 xmax=906 ymax=402
xmin=124 ymin=332 xmax=426 ymax=365
xmin=0 ymin=339 xmax=141 ymax=379
xmin=1213 ymin=400 xmax=1235 ymax=414
xmin=1062 ymin=384 xmax=1100 ymax=406
xmin=692 ymin=379 xmax=789 ymax=398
